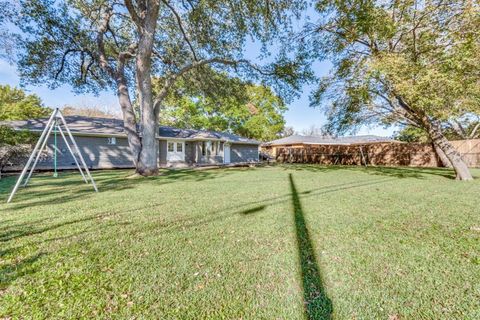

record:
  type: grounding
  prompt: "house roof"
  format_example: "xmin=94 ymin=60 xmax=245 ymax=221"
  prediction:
xmin=0 ymin=115 xmax=261 ymax=145
xmin=158 ymin=126 xmax=260 ymax=144
xmin=264 ymin=134 xmax=399 ymax=146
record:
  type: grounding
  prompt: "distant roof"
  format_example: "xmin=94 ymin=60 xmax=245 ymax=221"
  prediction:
xmin=0 ymin=115 xmax=260 ymax=145
xmin=264 ymin=134 xmax=399 ymax=146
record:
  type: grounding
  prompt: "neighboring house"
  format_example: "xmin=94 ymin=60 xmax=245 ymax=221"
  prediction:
xmin=1 ymin=116 xmax=260 ymax=170
xmin=262 ymin=134 xmax=399 ymax=156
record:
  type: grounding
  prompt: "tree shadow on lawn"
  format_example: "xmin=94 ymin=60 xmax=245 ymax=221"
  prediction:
xmin=0 ymin=216 xmax=132 ymax=289
xmin=289 ymin=173 xmax=333 ymax=320
xmin=0 ymin=252 xmax=46 ymax=290
xmin=279 ymin=164 xmax=456 ymax=179
xmin=0 ymin=211 xmax=128 ymax=243
xmin=0 ymin=167 xmax=235 ymax=210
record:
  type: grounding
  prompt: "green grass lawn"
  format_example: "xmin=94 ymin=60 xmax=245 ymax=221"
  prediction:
xmin=1 ymin=165 xmax=479 ymax=319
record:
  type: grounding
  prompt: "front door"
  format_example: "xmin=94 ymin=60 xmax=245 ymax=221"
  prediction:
xmin=224 ymin=144 xmax=230 ymax=164
xmin=167 ymin=140 xmax=185 ymax=162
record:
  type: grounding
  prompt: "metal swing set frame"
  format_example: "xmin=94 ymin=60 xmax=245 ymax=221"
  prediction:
xmin=7 ymin=108 xmax=98 ymax=203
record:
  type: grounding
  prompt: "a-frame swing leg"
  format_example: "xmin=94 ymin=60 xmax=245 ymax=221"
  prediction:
xmin=57 ymin=111 xmax=98 ymax=192
xmin=7 ymin=109 xmax=58 ymax=203
xmin=57 ymin=125 xmax=88 ymax=183
xmin=23 ymin=118 xmax=57 ymax=186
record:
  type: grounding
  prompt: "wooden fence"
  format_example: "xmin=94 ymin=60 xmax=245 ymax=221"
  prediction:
xmin=272 ymin=139 xmax=480 ymax=168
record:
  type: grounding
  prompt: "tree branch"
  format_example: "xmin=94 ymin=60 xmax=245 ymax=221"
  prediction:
xmin=96 ymin=7 xmax=116 ymax=77
xmin=161 ymin=0 xmax=198 ymax=61
xmin=124 ymin=0 xmax=142 ymax=31
xmin=153 ymin=58 xmax=260 ymax=115
xmin=55 ymin=49 xmax=77 ymax=79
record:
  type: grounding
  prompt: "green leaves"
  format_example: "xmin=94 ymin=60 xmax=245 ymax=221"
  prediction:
xmin=0 ymin=85 xmax=51 ymax=121
xmin=309 ymin=0 xmax=480 ymax=134
xmin=157 ymin=70 xmax=287 ymax=141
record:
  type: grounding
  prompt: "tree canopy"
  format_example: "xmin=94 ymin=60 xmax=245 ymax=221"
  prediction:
xmin=7 ymin=0 xmax=309 ymax=175
xmin=306 ymin=0 xmax=479 ymax=180
xmin=157 ymin=71 xmax=287 ymax=141
xmin=0 ymin=84 xmax=51 ymax=121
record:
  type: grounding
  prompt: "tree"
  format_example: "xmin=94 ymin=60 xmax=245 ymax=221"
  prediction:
xmin=158 ymin=71 xmax=287 ymax=141
xmin=301 ymin=124 xmax=327 ymax=136
xmin=61 ymin=105 xmax=117 ymax=118
xmin=0 ymin=126 xmax=35 ymax=178
xmin=307 ymin=0 xmax=479 ymax=180
xmin=0 ymin=84 xmax=48 ymax=178
xmin=0 ymin=85 xmax=51 ymax=120
xmin=394 ymin=126 xmax=430 ymax=143
xmin=446 ymin=115 xmax=480 ymax=140
xmin=10 ymin=0 xmax=308 ymax=176
xmin=280 ymin=126 xmax=295 ymax=137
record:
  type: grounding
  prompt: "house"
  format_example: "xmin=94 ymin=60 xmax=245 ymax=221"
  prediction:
xmin=1 ymin=116 xmax=260 ymax=170
xmin=262 ymin=134 xmax=399 ymax=157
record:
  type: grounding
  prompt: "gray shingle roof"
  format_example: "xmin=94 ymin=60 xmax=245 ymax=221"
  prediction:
xmin=0 ymin=116 xmax=126 ymax=136
xmin=264 ymin=134 xmax=398 ymax=146
xmin=159 ymin=126 xmax=259 ymax=144
xmin=0 ymin=116 xmax=260 ymax=145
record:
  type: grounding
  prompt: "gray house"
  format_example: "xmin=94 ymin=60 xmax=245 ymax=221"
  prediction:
xmin=2 ymin=116 xmax=260 ymax=170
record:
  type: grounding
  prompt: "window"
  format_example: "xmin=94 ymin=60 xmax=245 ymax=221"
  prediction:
xmin=219 ymin=142 xmax=223 ymax=153
xmin=201 ymin=141 xmax=206 ymax=156
xmin=177 ymin=142 xmax=183 ymax=152
xmin=168 ymin=142 xmax=174 ymax=152
xmin=107 ymin=137 xmax=116 ymax=145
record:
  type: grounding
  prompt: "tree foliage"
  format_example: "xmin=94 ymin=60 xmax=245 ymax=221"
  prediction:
xmin=306 ymin=0 xmax=479 ymax=180
xmin=0 ymin=85 xmax=45 ymax=178
xmin=8 ymin=0 xmax=309 ymax=175
xmin=0 ymin=84 xmax=51 ymax=121
xmin=157 ymin=71 xmax=287 ymax=141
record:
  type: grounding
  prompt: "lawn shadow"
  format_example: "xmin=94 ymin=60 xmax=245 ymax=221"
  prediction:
xmin=279 ymin=163 xmax=456 ymax=180
xmin=0 ymin=252 xmax=45 ymax=289
xmin=0 ymin=167 xmax=236 ymax=209
xmin=289 ymin=173 xmax=332 ymax=320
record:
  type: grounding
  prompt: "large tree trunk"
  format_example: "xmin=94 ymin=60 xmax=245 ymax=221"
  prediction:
xmin=425 ymin=120 xmax=472 ymax=180
xmin=432 ymin=142 xmax=452 ymax=168
xmin=116 ymin=75 xmax=142 ymax=166
xmin=135 ymin=13 xmax=159 ymax=176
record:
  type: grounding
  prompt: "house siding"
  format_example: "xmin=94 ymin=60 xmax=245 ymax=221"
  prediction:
xmin=159 ymin=140 xmax=167 ymax=165
xmin=35 ymin=135 xmax=134 ymax=169
xmin=230 ymin=144 xmax=259 ymax=163
xmin=5 ymin=135 xmax=259 ymax=172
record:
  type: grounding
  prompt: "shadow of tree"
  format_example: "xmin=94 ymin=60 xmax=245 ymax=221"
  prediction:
xmin=279 ymin=164 xmax=456 ymax=179
xmin=0 ymin=252 xmax=45 ymax=289
xmin=0 ymin=167 xmax=235 ymax=208
xmin=289 ymin=173 xmax=333 ymax=320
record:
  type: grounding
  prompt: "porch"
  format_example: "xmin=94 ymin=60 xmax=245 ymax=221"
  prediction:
xmin=159 ymin=139 xmax=230 ymax=167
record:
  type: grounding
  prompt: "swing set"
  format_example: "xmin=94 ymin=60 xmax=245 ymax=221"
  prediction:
xmin=7 ymin=108 xmax=98 ymax=203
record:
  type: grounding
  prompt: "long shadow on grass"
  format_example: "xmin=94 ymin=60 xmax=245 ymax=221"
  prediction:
xmin=289 ymin=173 xmax=332 ymax=320
xmin=281 ymin=164 xmax=455 ymax=179
xmin=0 ymin=252 xmax=45 ymax=288
xmin=1 ymin=168 xmax=235 ymax=210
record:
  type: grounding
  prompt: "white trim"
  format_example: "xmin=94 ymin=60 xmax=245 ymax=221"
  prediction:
xmin=223 ymin=143 xmax=231 ymax=164
xmin=166 ymin=140 xmax=185 ymax=162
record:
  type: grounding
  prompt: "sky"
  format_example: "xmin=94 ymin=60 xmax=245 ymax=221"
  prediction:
xmin=0 ymin=7 xmax=396 ymax=137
